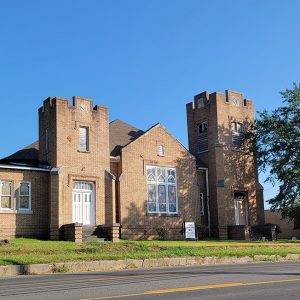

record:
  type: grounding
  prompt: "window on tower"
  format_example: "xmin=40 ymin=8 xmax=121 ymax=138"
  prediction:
xmin=197 ymin=98 xmax=205 ymax=108
xmin=79 ymin=127 xmax=89 ymax=152
xmin=197 ymin=122 xmax=208 ymax=153
xmin=231 ymin=122 xmax=244 ymax=150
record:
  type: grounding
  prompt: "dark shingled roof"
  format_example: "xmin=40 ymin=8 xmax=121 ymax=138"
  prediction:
xmin=0 ymin=120 xmax=144 ymax=165
xmin=0 ymin=141 xmax=40 ymax=164
xmin=109 ymin=119 xmax=144 ymax=157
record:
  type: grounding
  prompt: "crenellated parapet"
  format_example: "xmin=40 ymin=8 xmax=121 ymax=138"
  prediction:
xmin=186 ymin=90 xmax=253 ymax=111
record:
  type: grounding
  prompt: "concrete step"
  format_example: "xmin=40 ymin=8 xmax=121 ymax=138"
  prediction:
xmin=83 ymin=237 xmax=106 ymax=242
xmin=82 ymin=225 xmax=107 ymax=242
xmin=82 ymin=226 xmax=100 ymax=234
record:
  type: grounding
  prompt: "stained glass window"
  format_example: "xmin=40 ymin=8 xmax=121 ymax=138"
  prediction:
xmin=146 ymin=166 xmax=178 ymax=214
xmin=147 ymin=167 xmax=156 ymax=181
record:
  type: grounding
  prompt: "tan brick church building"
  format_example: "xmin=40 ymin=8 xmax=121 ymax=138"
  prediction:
xmin=0 ymin=90 xmax=265 ymax=241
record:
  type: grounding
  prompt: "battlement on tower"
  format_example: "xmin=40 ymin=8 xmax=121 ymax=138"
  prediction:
xmin=186 ymin=90 xmax=253 ymax=112
xmin=39 ymin=96 xmax=107 ymax=114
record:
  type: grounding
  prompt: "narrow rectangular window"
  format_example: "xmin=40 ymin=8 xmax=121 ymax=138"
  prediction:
xmin=200 ymin=193 xmax=204 ymax=215
xmin=198 ymin=122 xmax=208 ymax=135
xmin=0 ymin=181 xmax=13 ymax=210
xmin=197 ymin=98 xmax=205 ymax=108
xmin=79 ymin=127 xmax=89 ymax=152
xmin=19 ymin=182 xmax=31 ymax=211
xmin=158 ymin=144 xmax=164 ymax=156
xmin=45 ymin=129 xmax=48 ymax=154
xmin=198 ymin=121 xmax=208 ymax=153
xmin=231 ymin=122 xmax=244 ymax=150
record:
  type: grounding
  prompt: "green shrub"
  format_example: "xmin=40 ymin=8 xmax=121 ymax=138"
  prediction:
xmin=156 ymin=227 xmax=169 ymax=240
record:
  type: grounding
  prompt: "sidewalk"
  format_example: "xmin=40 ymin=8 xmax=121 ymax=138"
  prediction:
xmin=1 ymin=254 xmax=300 ymax=277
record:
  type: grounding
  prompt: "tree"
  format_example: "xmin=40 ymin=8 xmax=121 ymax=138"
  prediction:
xmin=253 ymin=83 xmax=300 ymax=220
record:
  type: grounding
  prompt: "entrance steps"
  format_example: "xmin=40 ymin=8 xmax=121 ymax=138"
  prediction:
xmin=82 ymin=226 xmax=106 ymax=242
xmin=63 ymin=223 xmax=120 ymax=242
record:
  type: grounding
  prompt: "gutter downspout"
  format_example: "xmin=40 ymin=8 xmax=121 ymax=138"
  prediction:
xmin=199 ymin=167 xmax=211 ymax=237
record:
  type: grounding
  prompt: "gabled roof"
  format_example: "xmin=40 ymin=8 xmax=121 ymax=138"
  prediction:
xmin=109 ymin=119 xmax=144 ymax=157
xmin=121 ymin=123 xmax=196 ymax=161
xmin=0 ymin=141 xmax=39 ymax=164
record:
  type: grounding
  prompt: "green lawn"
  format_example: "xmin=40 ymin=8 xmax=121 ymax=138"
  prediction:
xmin=0 ymin=238 xmax=300 ymax=266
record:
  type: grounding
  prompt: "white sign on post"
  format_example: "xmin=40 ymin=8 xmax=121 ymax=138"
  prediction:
xmin=184 ymin=222 xmax=196 ymax=239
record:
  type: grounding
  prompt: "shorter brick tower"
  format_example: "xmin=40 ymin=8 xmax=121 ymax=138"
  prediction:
xmin=38 ymin=96 xmax=110 ymax=239
xmin=186 ymin=90 xmax=265 ymax=239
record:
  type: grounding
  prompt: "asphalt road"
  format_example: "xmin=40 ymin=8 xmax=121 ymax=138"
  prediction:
xmin=1 ymin=261 xmax=300 ymax=300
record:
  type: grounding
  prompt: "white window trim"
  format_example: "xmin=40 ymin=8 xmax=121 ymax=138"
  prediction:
xmin=73 ymin=181 xmax=94 ymax=192
xmin=18 ymin=181 xmax=31 ymax=212
xmin=146 ymin=165 xmax=178 ymax=215
xmin=0 ymin=180 xmax=13 ymax=211
xmin=0 ymin=164 xmax=50 ymax=172
xmin=157 ymin=144 xmax=165 ymax=157
xmin=79 ymin=127 xmax=89 ymax=152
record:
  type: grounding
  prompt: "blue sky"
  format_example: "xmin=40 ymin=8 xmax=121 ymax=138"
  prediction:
xmin=1 ymin=0 xmax=299 ymax=205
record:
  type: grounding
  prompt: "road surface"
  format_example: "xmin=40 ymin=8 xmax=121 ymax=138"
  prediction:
xmin=0 ymin=261 xmax=300 ymax=299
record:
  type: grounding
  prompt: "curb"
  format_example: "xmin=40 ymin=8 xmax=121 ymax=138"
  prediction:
xmin=1 ymin=254 xmax=300 ymax=277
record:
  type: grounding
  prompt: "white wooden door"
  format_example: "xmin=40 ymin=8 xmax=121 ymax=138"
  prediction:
xmin=234 ymin=200 xmax=246 ymax=225
xmin=73 ymin=192 xmax=83 ymax=223
xmin=72 ymin=182 xmax=94 ymax=225
xmin=83 ymin=192 xmax=94 ymax=225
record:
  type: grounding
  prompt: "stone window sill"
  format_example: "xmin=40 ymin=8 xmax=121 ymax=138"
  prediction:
xmin=17 ymin=210 xmax=33 ymax=215
xmin=78 ymin=150 xmax=90 ymax=153
xmin=147 ymin=213 xmax=180 ymax=217
xmin=0 ymin=209 xmax=16 ymax=214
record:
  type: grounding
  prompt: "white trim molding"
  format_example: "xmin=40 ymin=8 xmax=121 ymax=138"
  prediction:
xmin=18 ymin=181 xmax=31 ymax=212
xmin=0 ymin=164 xmax=50 ymax=172
xmin=0 ymin=180 xmax=13 ymax=211
xmin=146 ymin=165 xmax=178 ymax=215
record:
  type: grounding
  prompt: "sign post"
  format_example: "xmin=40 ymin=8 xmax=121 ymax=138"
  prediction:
xmin=184 ymin=222 xmax=197 ymax=240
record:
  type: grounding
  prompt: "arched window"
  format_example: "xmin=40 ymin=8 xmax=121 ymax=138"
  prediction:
xmin=146 ymin=166 xmax=178 ymax=214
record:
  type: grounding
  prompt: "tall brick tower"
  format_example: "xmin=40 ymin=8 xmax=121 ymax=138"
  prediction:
xmin=38 ymin=97 xmax=110 ymax=239
xmin=186 ymin=90 xmax=265 ymax=239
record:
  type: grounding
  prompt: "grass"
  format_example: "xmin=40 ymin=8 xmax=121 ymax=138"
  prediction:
xmin=0 ymin=238 xmax=300 ymax=266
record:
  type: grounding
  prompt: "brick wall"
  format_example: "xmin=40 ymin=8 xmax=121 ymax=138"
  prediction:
xmin=39 ymin=97 xmax=110 ymax=238
xmin=265 ymin=210 xmax=300 ymax=239
xmin=63 ymin=223 xmax=83 ymax=242
xmin=186 ymin=90 xmax=265 ymax=238
xmin=119 ymin=124 xmax=201 ymax=240
xmin=0 ymin=169 xmax=49 ymax=239
xmin=228 ymin=225 xmax=250 ymax=240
